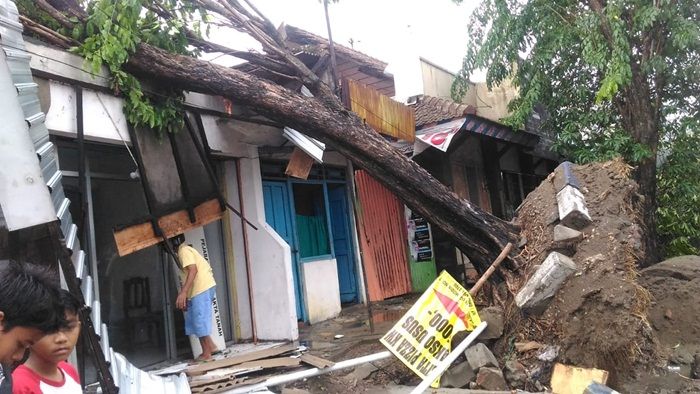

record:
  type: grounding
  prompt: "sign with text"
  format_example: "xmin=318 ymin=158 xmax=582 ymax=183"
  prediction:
xmin=380 ymin=271 xmax=480 ymax=387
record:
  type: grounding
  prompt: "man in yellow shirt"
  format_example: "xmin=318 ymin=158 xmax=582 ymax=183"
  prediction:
xmin=172 ymin=235 xmax=218 ymax=360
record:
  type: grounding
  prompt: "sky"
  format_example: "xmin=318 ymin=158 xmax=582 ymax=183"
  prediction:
xmin=202 ymin=0 xmax=481 ymax=100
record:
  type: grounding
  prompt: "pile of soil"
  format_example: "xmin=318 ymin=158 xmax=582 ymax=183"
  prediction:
xmin=640 ymin=256 xmax=700 ymax=374
xmin=499 ymin=159 xmax=659 ymax=388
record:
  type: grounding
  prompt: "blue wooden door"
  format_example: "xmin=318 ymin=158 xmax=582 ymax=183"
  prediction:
xmin=262 ymin=181 xmax=305 ymax=320
xmin=328 ymin=185 xmax=358 ymax=303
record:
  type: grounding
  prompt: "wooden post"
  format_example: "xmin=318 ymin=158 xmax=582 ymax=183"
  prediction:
xmin=470 ymin=242 xmax=513 ymax=296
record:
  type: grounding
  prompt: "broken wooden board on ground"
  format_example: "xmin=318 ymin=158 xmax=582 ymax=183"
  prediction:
xmin=190 ymin=376 xmax=268 ymax=394
xmin=186 ymin=343 xmax=298 ymax=376
xmin=300 ymin=354 xmax=336 ymax=369
xmin=551 ymin=363 xmax=609 ymax=394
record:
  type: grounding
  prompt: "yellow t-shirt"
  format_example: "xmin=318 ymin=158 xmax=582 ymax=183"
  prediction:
xmin=178 ymin=244 xmax=216 ymax=299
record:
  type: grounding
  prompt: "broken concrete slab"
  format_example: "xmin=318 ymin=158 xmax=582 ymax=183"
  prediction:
xmin=441 ymin=361 xmax=475 ymax=388
xmin=553 ymin=161 xmax=581 ymax=193
xmin=515 ymin=252 xmax=578 ymax=314
xmin=475 ymin=367 xmax=508 ymax=390
xmin=465 ymin=343 xmax=499 ymax=371
xmin=584 ymin=382 xmax=621 ymax=394
xmin=478 ymin=307 xmax=505 ymax=340
xmin=557 ymin=185 xmax=592 ymax=229
xmin=551 ymin=363 xmax=609 ymax=394
xmin=553 ymin=224 xmax=583 ymax=244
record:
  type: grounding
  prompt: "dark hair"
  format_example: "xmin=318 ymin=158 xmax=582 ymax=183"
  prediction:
xmin=171 ymin=234 xmax=186 ymax=247
xmin=0 ymin=260 xmax=65 ymax=333
xmin=59 ymin=289 xmax=82 ymax=316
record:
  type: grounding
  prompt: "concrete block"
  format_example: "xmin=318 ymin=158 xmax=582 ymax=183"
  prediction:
xmin=478 ymin=307 xmax=505 ymax=340
xmin=440 ymin=361 xmax=475 ymax=388
xmin=475 ymin=367 xmax=508 ymax=390
xmin=553 ymin=161 xmax=581 ymax=192
xmin=515 ymin=252 xmax=577 ymax=314
xmin=553 ymin=224 xmax=583 ymax=244
xmin=465 ymin=343 xmax=499 ymax=371
xmin=557 ymin=185 xmax=592 ymax=229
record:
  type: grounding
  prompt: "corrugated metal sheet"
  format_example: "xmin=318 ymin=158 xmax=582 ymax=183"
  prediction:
xmin=1 ymin=2 xmax=191 ymax=392
xmin=354 ymin=170 xmax=411 ymax=301
xmin=344 ymin=79 xmax=415 ymax=142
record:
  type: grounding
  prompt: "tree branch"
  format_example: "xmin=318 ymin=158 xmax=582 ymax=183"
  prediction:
xmin=35 ymin=0 xmax=74 ymax=30
xmin=19 ymin=15 xmax=75 ymax=49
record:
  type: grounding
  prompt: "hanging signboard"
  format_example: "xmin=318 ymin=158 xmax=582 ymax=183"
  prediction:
xmin=380 ymin=271 xmax=480 ymax=387
xmin=416 ymin=118 xmax=466 ymax=152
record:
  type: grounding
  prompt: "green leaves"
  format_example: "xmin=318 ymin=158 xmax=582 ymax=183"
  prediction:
xmin=454 ymin=0 xmax=700 ymax=258
xmin=73 ymin=0 xmax=204 ymax=136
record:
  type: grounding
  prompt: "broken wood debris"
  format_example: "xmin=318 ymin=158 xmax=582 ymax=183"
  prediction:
xmin=299 ymin=354 xmax=335 ymax=369
xmin=186 ymin=343 xmax=298 ymax=376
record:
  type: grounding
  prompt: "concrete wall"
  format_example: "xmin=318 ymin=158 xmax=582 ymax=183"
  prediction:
xmin=419 ymin=58 xmax=477 ymax=106
xmin=474 ymin=80 xmax=518 ymax=123
xmin=224 ymin=149 xmax=299 ymax=341
xmin=301 ymin=258 xmax=342 ymax=324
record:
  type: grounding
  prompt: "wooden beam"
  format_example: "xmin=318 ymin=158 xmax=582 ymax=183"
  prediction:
xmin=113 ymin=198 xmax=224 ymax=256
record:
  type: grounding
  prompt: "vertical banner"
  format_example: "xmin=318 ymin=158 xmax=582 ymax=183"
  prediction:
xmin=380 ymin=271 xmax=480 ymax=387
xmin=182 ymin=227 xmax=226 ymax=358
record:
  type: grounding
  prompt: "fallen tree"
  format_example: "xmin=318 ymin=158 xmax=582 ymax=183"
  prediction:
xmin=21 ymin=0 xmax=520 ymax=272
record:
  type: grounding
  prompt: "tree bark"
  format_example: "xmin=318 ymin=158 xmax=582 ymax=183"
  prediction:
xmin=126 ymin=43 xmax=519 ymax=272
xmin=618 ymin=67 xmax=661 ymax=266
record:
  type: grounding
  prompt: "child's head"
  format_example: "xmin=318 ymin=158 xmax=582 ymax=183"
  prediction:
xmin=0 ymin=260 xmax=64 ymax=365
xmin=28 ymin=290 xmax=82 ymax=365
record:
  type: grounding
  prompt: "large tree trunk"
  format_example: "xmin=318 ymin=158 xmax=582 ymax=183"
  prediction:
xmin=127 ymin=44 xmax=519 ymax=272
xmin=619 ymin=69 xmax=660 ymax=266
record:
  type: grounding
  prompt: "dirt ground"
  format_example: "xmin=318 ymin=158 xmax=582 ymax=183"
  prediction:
xmin=279 ymin=160 xmax=700 ymax=393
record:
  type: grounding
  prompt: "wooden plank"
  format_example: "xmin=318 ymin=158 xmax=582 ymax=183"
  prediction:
xmin=113 ymin=198 xmax=224 ymax=256
xmin=300 ymin=354 xmax=335 ymax=369
xmin=285 ymin=147 xmax=315 ymax=179
xmin=186 ymin=344 xmax=298 ymax=376
xmin=236 ymin=357 xmax=301 ymax=370
xmin=550 ymin=363 xmax=609 ymax=394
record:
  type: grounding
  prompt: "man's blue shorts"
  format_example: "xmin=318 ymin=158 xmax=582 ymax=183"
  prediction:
xmin=185 ymin=286 xmax=215 ymax=337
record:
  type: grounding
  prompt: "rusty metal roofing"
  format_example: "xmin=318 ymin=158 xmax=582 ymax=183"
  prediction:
xmin=412 ymin=95 xmax=475 ymax=129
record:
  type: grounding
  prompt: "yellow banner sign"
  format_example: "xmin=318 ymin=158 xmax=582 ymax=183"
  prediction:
xmin=380 ymin=271 xmax=481 ymax=387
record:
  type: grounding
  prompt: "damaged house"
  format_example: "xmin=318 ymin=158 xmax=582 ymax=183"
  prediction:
xmin=0 ymin=5 xmax=423 ymax=386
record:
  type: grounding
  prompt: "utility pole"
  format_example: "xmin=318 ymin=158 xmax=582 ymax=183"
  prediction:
xmin=323 ymin=0 xmax=340 ymax=95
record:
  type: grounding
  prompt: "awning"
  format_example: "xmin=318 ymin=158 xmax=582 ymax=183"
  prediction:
xmin=415 ymin=115 xmax=541 ymax=155
xmin=282 ymin=127 xmax=326 ymax=163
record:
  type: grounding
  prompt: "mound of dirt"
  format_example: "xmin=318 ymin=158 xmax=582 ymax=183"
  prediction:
xmin=640 ymin=256 xmax=700 ymax=375
xmin=498 ymin=159 xmax=659 ymax=389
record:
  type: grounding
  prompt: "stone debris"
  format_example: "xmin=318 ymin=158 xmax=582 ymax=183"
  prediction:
xmin=465 ymin=343 xmax=499 ymax=371
xmin=504 ymin=359 xmax=528 ymax=387
xmin=475 ymin=367 xmax=508 ymax=390
xmin=556 ymin=185 xmax=592 ymax=229
xmin=477 ymin=306 xmax=504 ymax=340
xmin=515 ymin=252 xmax=577 ymax=314
xmin=553 ymin=224 xmax=583 ymax=244
xmin=552 ymin=161 xmax=581 ymax=193
xmin=536 ymin=345 xmax=560 ymax=362
xmin=440 ymin=361 xmax=475 ymax=389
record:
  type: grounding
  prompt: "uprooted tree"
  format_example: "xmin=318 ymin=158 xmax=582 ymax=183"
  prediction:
xmin=18 ymin=0 xmax=520 ymax=274
xmin=452 ymin=0 xmax=700 ymax=261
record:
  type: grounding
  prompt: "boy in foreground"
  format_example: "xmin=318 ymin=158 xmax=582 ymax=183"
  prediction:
xmin=0 ymin=260 xmax=64 ymax=393
xmin=172 ymin=234 xmax=218 ymax=361
xmin=12 ymin=290 xmax=82 ymax=394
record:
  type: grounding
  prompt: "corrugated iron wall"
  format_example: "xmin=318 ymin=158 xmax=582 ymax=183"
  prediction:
xmin=354 ymin=170 xmax=412 ymax=301
xmin=344 ymin=79 xmax=415 ymax=142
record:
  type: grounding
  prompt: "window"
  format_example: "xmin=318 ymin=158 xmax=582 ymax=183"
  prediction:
xmin=292 ymin=183 xmax=331 ymax=258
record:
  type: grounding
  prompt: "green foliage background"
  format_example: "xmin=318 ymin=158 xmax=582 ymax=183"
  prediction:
xmin=453 ymin=0 xmax=699 ymax=257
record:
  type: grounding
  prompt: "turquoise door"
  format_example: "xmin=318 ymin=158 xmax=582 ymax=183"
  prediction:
xmin=262 ymin=181 xmax=305 ymax=320
xmin=328 ymin=184 xmax=358 ymax=303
